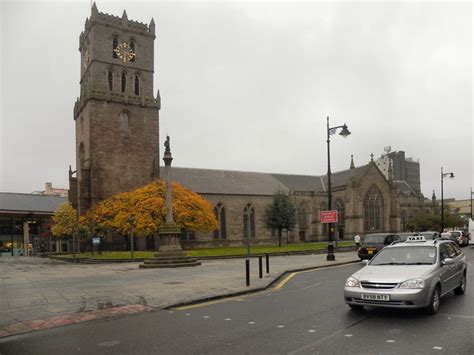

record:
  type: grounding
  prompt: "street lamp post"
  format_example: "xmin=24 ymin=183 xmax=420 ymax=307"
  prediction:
xmin=326 ymin=116 xmax=351 ymax=261
xmin=440 ymin=167 xmax=454 ymax=233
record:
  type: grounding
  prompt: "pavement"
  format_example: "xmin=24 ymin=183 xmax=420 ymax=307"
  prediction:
xmin=0 ymin=251 xmax=359 ymax=338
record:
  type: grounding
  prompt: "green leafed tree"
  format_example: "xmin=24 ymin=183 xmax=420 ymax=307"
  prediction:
xmin=263 ymin=191 xmax=296 ymax=247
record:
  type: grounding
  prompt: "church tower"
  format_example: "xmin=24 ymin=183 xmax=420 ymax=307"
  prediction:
xmin=70 ymin=4 xmax=160 ymax=214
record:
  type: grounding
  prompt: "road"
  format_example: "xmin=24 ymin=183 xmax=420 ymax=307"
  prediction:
xmin=1 ymin=247 xmax=473 ymax=354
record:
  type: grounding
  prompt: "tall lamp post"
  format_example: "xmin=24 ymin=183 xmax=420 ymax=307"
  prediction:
xmin=326 ymin=116 xmax=351 ymax=261
xmin=440 ymin=167 xmax=454 ymax=233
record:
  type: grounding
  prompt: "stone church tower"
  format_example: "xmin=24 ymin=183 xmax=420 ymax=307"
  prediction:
xmin=70 ymin=4 xmax=160 ymax=214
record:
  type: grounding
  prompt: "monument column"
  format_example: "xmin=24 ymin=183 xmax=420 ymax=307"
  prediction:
xmin=140 ymin=136 xmax=201 ymax=268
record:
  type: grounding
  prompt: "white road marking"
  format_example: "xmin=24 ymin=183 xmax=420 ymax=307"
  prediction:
xmin=97 ymin=340 xmax=120 ymax=347
xmin=308 ymin=330 xmax=316 ymax=333
xmin=225 ymin=318 xmax=231 ymax=321
xmin=185 ymin=313 xmax=191 ymax=316
xmin=386 ymin=340 xmax=395 ymax=343
xmin=433 ymin=346 xmax=443 ymax=350
xmin=203 ymin=316 xmax=210 ymax=319
xmin=248 ymin=321 xmax=255 ymax=324
xmin=277 ymin=325 xmax=285 ymax=328
xmin=344 ymin=334 xmax=352 ymax=337
xmin=168 ymin=311 xmax=174 ymax=314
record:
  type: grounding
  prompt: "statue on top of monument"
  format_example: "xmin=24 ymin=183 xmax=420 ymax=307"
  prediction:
xmin=164 ymin=135 xmax=171 ymax=153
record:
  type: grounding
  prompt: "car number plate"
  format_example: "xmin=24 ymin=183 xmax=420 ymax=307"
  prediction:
xmin=362 ymin=293 xmax=390 ymax=301
xmin=368 ymin=250 xmax=373 ymax=255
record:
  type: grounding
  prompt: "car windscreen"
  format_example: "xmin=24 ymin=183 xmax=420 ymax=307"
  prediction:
xmin=450 ymin=231 xmax=461 ymax=237
xmin=370 ymin=246 xmax=437 ymax=265
xmin=362 ymin=234 xmax=386 ymax=244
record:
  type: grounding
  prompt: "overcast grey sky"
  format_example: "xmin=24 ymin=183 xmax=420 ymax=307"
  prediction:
xmin=1 ymin=1 xmax=472 ymax=200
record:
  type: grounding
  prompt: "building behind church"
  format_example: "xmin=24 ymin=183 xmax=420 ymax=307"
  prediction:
xmin=68 ymin=6 xmax=438 ymax=250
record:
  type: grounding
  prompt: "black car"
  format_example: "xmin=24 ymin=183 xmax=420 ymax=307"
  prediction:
xmin=357 ymin=233 xmax=401 ymax=260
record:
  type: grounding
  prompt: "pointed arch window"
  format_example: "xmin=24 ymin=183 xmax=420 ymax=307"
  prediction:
xmin=298 ymin=203 xmax=309 ymax=229
xmin=134 ymin=76 xmax=140 ymax=95
xmin=364 ymin=185 xmax=383 ymax=231
xmin=213 ymin=203 xmax=227 ymax=239
xmin=130 ymin=41 xmax=136 ymax=62
xmin=335 ymin=199 xmax=345 ymax=228
xmin=243 ymin=204 xmax=255 ymax=238
xmin=112 ymin=37 xmax=118 ymax=58
xmin=108 ymin=71 xmax=113 ymax=91
xmin=121 ymin=72 xmax=126 ymax=93
xmin=119 ymin=111 xmax=129 ymax=131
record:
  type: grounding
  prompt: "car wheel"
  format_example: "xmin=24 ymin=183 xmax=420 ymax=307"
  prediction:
xmin=454 ymin=273 xmax=466 ymax=295
xmin=425 ymin=287 xmax=440 ymax=315
xmin=349 ymin=304 xmax=363 ymax=311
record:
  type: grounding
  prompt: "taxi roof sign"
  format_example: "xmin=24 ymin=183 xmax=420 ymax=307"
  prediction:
xmin=406 ymin=236 xmax=426 ymax=242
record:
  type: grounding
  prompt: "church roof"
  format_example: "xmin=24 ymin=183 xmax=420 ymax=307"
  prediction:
xmin=0 ymin=193 xmax=67 ymax=214
xmin=168 ymin=167 xmax=290 ymax=196
xmin=164 ymin=164 xmax=370 ymax=196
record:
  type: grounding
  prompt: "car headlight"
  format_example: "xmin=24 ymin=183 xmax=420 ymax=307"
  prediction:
xmin=399 ymin=279 xmax=425 ymax=289
xmin=345 ymin=276 xmax=360 ymax=287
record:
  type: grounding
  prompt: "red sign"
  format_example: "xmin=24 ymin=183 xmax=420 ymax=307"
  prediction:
xmin=320 ymin=210 xmax=338 ymax=223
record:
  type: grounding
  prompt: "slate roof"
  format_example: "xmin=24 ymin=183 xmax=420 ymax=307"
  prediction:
xmin=164 ymin=164 xmax=371 ymax=196
xmin=168 ymin=167 xmax=290 ymax=195
xmin=0 ymin=193 xmax=67 ymax=214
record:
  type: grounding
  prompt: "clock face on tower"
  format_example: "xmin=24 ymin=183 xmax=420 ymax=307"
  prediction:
xmin=114 ymin=42 xmax=136 ymax=63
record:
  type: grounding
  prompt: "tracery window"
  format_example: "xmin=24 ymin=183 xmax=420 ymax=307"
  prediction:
xmin=364 ymin=185 xmax=383 ymax=231
xmin=213 ymin=203 xmax=227 ymax=239
xmin=335 ymin=199 xmax=345 ymax=228
xmin=108 ymin=71 xmax=113 ymax=91
xmin=134 ymin=76 xmax=140 ymax=95
xmin=130 ymin=41 xmax=136 ymax=62
xmin=243 ymin=204 xmax=256 ymax=238
xmin=121 ymin=72 xmax=126 ymax=93
xmin=298 ymin=203 xmax=309 ymax=229
xmin=113 ymin=37 xmax=118 ymax=58
xmin=119 ymin=111 xmax=129 ymax=131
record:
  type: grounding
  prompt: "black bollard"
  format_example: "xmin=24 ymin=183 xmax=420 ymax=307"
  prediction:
xmin=245 ymin=259 xmax=250 ymax=286
xmin=265 ymin=253 xmax=270 ymax=273
xmin=258 ymin=256 xmax=263 ymax=278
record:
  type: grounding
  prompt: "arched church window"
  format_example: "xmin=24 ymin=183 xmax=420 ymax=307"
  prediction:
xmin=108 ymin=71 xmax=113 ymax=91
xmin=121 ymin=72 xmax=126 ymax=93
xmin=213 ymin=203 xmax=227 ymax=239
xmin=298 ymin=203 xmax=309 ymax=229
xmin=401 ymin=211 xmax=408 ymax=232
xmin=113 ymin=37 xmax=118 ymax=58
xmin=243 ymin=204 xmax=255 ymax=238
xmin=130 ymin=41 xmax=136 ymax=62
xmin=134 ymin=76 xmax=140 ymax=95
xmin=364 ymin=185 xmax=383 ymax=231
xmin=119 ymin=111 xmax=129 ymax=131
xmin=335 ymin=199 xmax=345 ymax=228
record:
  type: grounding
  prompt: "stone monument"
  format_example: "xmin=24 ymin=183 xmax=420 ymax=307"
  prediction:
xmin=140 ymin=137 xmax=201 ymax=268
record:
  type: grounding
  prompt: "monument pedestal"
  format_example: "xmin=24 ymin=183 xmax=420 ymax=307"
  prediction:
xmin=139 ymin=223 xmax=201 ymax=268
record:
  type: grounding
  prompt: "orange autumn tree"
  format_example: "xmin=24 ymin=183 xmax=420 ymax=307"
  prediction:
xmin=82 ymin=180 xmax=218 ymax=237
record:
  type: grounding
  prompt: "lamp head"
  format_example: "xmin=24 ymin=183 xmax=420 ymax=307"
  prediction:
xmin=339 ymin=124 xmax=351 ymax=138
xmin=449 ymin=173 xmax=454 ymax=178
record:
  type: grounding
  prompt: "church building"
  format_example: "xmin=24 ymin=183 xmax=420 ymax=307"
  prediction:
xmin=69 ymin=6 xmax=437 ymax=249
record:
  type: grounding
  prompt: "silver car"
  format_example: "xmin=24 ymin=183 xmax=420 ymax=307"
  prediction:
xmin=344 ymin=236 xmax=467 ymax=314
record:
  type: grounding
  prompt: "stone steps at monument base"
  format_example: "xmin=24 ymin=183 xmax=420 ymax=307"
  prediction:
xmin=143 ymin=257 xmax=199 ymax=265
xmin=139 ymin=261 xmax=201 ymax=268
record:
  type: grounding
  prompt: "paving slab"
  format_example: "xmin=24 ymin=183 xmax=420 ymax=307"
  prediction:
xmin=0 ymin=251 xmax=359 ymax=338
